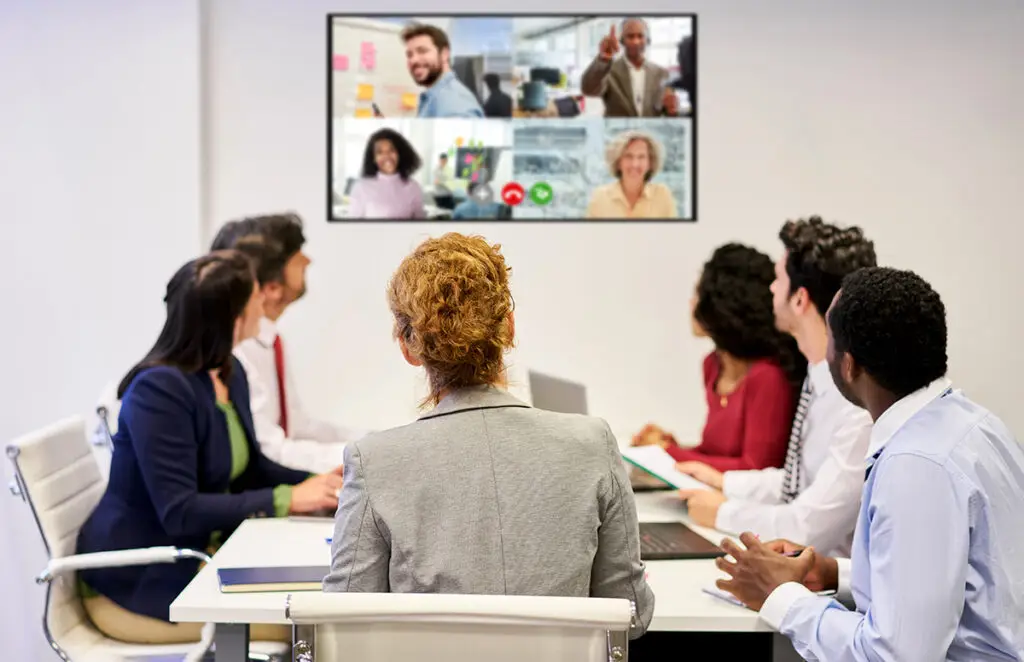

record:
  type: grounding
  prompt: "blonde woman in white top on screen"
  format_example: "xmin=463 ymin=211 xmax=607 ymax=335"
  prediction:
xmin=585 ymin=129 xmax=677 ymax=219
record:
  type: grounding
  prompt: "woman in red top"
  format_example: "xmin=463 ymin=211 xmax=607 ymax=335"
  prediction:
xmin=633 ymin=243 xmax=805 ymax=472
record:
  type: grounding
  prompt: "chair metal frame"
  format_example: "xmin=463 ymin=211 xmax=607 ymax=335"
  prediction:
xmin=7 ymin=438 xmax=280 ymax=662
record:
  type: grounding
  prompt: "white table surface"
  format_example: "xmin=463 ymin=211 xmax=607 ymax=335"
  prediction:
xmin=170 ymin=491 xmax=768 ymax=633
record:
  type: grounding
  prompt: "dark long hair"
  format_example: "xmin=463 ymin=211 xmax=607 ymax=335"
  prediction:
xmin=693 ymin=243 xmax=807 ymax=394
xmin=117 ymin=250 xmax=256 ymax=398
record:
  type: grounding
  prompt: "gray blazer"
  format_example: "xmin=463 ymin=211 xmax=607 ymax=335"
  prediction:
xmin=580 ymin=55 xmax=669 ymax=118
xmin=323 ymin=385 xmax=655 ymax=638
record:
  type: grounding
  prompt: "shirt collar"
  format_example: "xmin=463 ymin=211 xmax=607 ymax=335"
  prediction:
xmin=866 ymin=377 xmax=954 ymax=459
xmin=609 ymin=182 xmax=652 ymax=204
xmin=255 ymin=316 xmax=278 ymax=348
xmin=418 ymin=384 xmax=530 ymax=421
xmin=420 ymin=70 xmax=456 ymax=105
xmin=806 ymin=359 xmax=833 ymax=395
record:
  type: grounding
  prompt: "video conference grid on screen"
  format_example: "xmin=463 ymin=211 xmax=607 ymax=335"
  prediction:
xmin=329 ymin=14 xmax=696 ymax=222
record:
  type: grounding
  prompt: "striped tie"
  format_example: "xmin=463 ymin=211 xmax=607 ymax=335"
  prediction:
xmin=781 ymin=376 xmax=813 ymax=503
xmin=864 ymin=449 xmax=884 ymax=481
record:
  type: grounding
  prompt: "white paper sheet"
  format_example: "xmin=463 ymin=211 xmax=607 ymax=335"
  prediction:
xmin=620 ymin=445 xmax=715 ymax=492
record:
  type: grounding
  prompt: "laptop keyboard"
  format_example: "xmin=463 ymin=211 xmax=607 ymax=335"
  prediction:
xmin=638 ymin=522 xmax=725 ymax=560
xmin=640 ymin=529 xmax=679 ymax=555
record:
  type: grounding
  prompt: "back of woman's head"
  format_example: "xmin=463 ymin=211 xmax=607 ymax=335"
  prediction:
xmin=117 ymin=250 xmax=256 ymax=398
xmin=695 ymin=243 xmax=806 ymax=387
xmin=388 ymin=233 xmax=514 ymax=407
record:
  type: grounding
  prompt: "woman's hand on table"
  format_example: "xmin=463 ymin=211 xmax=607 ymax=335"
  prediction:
xmin=289 ymin=472 xmax=344 ymax=514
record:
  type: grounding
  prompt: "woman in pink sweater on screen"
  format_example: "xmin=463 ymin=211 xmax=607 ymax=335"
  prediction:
xmin=348 ymin=128 xmax=427 ymax=220
xmin=632 ymin=243 xmax=805 ymax=472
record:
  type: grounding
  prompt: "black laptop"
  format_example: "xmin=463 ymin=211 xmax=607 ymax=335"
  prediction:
xmin=638 ymin=522 xmax=726 ymax=560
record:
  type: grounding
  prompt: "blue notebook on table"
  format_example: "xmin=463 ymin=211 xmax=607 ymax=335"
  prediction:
xmin=217 ymin=566 xmax=330 ymax=593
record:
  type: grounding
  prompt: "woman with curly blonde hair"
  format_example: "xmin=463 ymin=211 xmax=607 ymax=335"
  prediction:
xmin=585 ymin=129 xmax=677 ymax=219
xmin=323 ymin=232 xmax=655 ymax=639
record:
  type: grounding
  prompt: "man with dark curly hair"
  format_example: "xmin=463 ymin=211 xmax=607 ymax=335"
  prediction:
xmin=715 ymin=267 xmax=1024 ymax=660
xmin=677 ymin=216 xmax=876 ymax=557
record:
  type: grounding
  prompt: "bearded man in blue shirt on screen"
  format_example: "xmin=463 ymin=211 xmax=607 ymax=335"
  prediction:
xmin=401 ymin=23 xmax=484 ymax=119
xmin=713 ymin=266 xmax=1024 ymax=662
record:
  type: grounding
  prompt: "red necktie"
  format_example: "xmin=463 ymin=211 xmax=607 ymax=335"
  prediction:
xmin=272 ymin=335 xmax=289 ymax=436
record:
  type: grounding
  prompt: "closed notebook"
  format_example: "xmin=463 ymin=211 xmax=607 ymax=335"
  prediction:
xmin=217 ymin=566 xmax=329 ymax=593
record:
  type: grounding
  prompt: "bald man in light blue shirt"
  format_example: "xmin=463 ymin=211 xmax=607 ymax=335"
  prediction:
xmin=715 ymin=267 xmax=1024 ymax=662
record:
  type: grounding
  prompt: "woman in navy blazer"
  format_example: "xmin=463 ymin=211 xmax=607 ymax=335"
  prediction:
xmin=77 ymin=250 xmax=343 ymax=644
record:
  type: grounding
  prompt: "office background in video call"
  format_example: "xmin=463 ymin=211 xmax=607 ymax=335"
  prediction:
xmin=328 ymin=15 xmax=696 ymax=222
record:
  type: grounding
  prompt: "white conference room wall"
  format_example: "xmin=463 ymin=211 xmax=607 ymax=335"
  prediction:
xmin=0 ymin=1 xmax=204 ymax=659
xmin=0 ymin=0 xmax=1019 ymax=659
xmin=206 ymin=0 xmax=1024 ymax=441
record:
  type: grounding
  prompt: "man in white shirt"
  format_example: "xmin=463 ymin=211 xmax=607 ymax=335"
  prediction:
xmin=715 ymin=267 xmax=1024 ymax=661
xmin=677 ymin=217 xmax=878 ymax=555
xmin=211 ymin=213 xmax=367 ymax=474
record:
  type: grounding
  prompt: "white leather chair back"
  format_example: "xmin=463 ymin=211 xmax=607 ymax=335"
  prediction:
xmin=287 ymin=593 xmax=633 ymax=662
xmin=7 ymin=416 xmax=108 ymax=654
xmin=7 ymin=417 xmax=290 ymax=661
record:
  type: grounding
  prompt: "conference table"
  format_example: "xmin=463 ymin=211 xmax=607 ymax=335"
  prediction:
xmin=170 ymin=489 xmax=802 ymax=661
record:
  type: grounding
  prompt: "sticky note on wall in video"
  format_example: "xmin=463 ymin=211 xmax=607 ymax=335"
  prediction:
xmin=354 ymin=108 xmax=373 ymax=118
xmin=360 ymin=41 xmax=376 ymax=71
xmin=356 ymin=84 xmax=374 ymax=101
xmin=401 ymin=93 xmax=418 ymax=110
xmin=332 ymin=54 xmax=349 ymax=71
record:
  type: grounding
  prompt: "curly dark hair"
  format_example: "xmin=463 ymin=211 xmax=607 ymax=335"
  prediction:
xmin=779 ymin=216 xmax=877 ymax=316
xmin=828 ymin=267 xmax=947 ymax=398
xmin=695 ymin=243 xmax=808 ymax=391
xmin=361 ymin=128 xmax=422 ymax=181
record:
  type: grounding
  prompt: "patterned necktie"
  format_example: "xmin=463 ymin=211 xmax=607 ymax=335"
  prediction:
xmin=781 ymin=376 xmax=814 ymax=503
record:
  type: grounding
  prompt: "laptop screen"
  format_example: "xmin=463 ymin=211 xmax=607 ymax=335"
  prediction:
xmin=528 ymin=371 xmax=588 ymax=415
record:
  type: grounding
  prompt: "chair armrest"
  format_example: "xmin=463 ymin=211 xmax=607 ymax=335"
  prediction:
xmin=37 ymin=546 xmax=211 ymax=584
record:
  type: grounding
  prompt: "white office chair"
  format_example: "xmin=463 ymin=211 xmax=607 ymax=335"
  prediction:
xmin=6 ymin=416 xmax=288 ymax=662
xmin=285 ymin=592 xmax=635 ymax=662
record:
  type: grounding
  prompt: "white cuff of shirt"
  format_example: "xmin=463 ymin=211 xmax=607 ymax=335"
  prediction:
xmin=721 ymin=469 xmax=762 ymax=499
xmin=721 ymin=470 xmax=743 ymax=498
xmin=835 ymin=557 xmax=853 ymax=603
xmin=713 ymin=498 xmax=742 ymax=535
xmin=759 ymin=581 xmax=815 ymax=631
